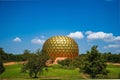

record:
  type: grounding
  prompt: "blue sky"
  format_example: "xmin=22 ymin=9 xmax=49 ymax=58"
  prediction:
xmin=0 ymin=0 xmax=120 ymax=54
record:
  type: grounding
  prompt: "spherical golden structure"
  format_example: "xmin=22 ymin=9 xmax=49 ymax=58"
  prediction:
xmin=42 ymin=36 xmax=79 ymax=60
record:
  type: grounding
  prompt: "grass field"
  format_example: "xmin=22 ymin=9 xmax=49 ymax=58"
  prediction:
xmin=107 ymin=64 xmax=120 ymax=79
xmin=0 ymin=63 xmax=81 ymax=80
xmin=0 ymin=62 xmax=120 ymax=80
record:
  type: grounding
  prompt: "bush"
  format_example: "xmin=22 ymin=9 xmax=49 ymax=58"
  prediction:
xmin=0 ymin=61 xmax=5 ymax=75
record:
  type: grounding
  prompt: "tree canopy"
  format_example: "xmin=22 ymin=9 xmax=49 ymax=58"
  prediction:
xmin=21 ymin=49 xmax=49 ymax=78
xmin=81 ymin=46 xmax=109 ymax=78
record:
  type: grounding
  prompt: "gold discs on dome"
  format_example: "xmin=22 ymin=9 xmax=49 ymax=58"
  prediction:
xmin=42 ymin=36 xmax=79 ymax=60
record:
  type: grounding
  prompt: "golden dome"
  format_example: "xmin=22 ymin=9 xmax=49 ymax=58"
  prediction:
xmin=42 ymin=36 xmax=79 ymax=60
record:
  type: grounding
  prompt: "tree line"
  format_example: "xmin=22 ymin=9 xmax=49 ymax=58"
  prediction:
xmin=0 ymin=48 xmax=33 ymax=62
xmin=0 ymin=48 xmax=120 ymax=63
xmin=102 ymin=52 xmax=120 ymax=63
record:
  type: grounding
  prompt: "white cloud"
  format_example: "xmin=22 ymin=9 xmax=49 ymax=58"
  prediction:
xmin=13 ymin=37 xmax=21 ymax=42
xmin=114 ymin=36 xmax=120 ymax=41
xmin=31 ymin=38 xmax=45 ymax=45
xmin=86 ymin=31 xmax=120 ymax=42
xmin=87 ymin=31 xmax=113 ymax=40
xmin=67 ymin=31 xmax=84 ymax=39
xmin=104 ymin=44 xmax=120 ymax=49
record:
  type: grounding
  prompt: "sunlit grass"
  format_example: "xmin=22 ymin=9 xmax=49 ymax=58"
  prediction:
xmin=0 ymin=62 xmax=120 ymax=80
xmin=0 ymin=63 xmax=28 ymax=79
xmin=107 ymin=64 xmax=120 ymax=79
xmin=0 ymin=63 xmax=81 ymax=80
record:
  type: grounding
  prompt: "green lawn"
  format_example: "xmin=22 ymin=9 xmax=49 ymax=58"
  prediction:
xmin=0 ymin=63 xmax=81 ymax=80
xmin=0 ymin=63 xmax=29 ymax=79
xmin=107 ymin=64 xmax=120 ymax=79
xmin=0 ymin=63 xmax=120 ymax=80
xmin=42 ymin=65 xmax=81 ymax=79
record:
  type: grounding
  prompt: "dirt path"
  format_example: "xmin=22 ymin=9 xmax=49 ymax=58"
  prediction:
xmin=3 ymin=62 xmax=16 ymax=66
xmin=107 ymin=62 xmax=120 ymax=66
xmin=3 ymin=61 xmax=24 ymax=66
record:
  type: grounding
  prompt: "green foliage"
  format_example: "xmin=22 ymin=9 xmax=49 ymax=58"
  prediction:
xmin=82 ymin=46 xmax=109 ymax=78
xmin=72 ymin=55 xmax=85 ymax=70
xmin=0 ymin=61 xmax=5 ymax=75
xmin=22 ymin=49 xmax=31 ymax=61
xmin=1 ymin=47 xmax=119 ymax=63
xmin=58 ymin=55 xmax=85 ymax=70
xmin=0 ymin=48 xmax=30 ymax=62
xmin=58 ymin=58 xmax=73 ymax=69
xmin=0 ymin=48 xmax=8 ymax=62
xmin=102 ymin=52 xmax=120 ymax=63
xmin=21 ymin=49 xmax=49 ymax=78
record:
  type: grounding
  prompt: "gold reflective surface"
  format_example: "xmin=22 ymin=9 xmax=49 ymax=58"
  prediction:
xmin=42 ymin=36 xmax=79 ymax=60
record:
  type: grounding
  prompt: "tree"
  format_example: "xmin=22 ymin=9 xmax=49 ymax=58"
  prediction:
xmin=21 ymin=49 xmax=49 ymax=78
xmin=0 ymin=61 xmax=5 ymax=75
xmin=82 ymin=46 xmax=108 ymax=78
xmin=0 ymin=48 xmax=7 ymax=62
xmin=23 ymin=49 xmax=31 ymax=61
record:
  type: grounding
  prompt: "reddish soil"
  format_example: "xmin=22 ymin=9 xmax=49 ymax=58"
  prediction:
xmin=107 ymin=62 xmax=120 ymax=66
xmin=3 ymin=62 xmax=16 ymax=66
xmin=3 ymin=61 xmax=25 ymax=66
xmin=3 ymin=61 xmax=120 ymax=67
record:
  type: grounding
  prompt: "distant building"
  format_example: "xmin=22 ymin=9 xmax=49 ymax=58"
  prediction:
xmin=42 ymin=36 xmax=79 ymax=63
